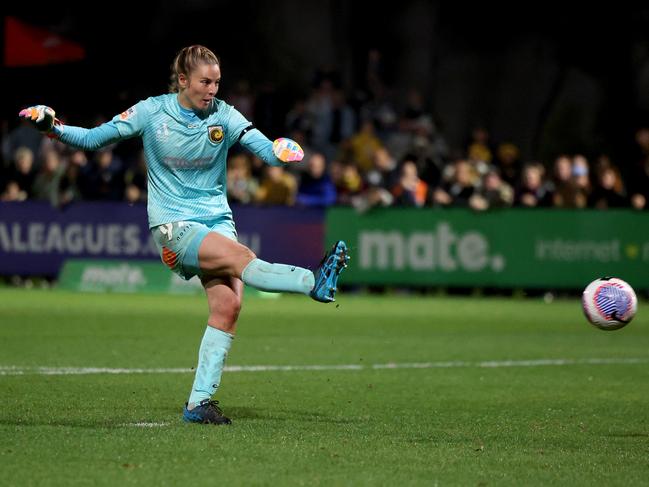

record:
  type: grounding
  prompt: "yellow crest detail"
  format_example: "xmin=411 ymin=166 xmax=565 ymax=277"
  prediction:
xmin=208 ymin=125 xmax=224 ymax=144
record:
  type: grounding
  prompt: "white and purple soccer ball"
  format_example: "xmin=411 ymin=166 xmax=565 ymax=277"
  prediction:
xmin=582 ymin=277 xmax=637 ymax=330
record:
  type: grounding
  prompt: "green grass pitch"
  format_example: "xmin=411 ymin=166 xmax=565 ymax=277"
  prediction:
xmin=1 ymin=288 xmax=648 ymax=486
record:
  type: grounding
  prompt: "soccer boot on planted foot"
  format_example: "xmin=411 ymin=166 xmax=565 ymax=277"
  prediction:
xmin=183 ymin=399 xmax=231 ymax=425
xmin=310 ymin=240 xmax=350 ymax=303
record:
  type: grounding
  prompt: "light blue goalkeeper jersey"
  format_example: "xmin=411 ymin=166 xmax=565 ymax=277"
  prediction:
xmin=57 ymin=93 xmax=283 ymax=227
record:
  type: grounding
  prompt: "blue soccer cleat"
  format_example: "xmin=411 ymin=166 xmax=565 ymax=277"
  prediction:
xmin=183 ymin=399 xmax=231 ymax=425
xmin=310 ymin=240 xmax=350 ymax=303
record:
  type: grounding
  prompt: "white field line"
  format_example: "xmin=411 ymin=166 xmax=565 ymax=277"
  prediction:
xmin=120 ymin=422 xmax=168 ymax=428
xmin=0 ymin=357 xmax=647 ymax=376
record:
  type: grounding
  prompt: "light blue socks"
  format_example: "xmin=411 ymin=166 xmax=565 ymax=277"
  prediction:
xmin=241 ymin=258 xmax=314 ymax=294
xmin=187 ymin=260 xmax=314 ymax=409
xmin=187 ymin=326 xmax=233 ymax=408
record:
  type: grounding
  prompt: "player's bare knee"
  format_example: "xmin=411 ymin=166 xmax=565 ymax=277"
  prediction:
xmin=229 ymin=302 xmax=242 ymax=325
xmin=242 ymin=246 xmax=256 ymax=263
xmin=209 ymin=293 xmax=241 ymax=327
xmin=225 ymin=292 xmax=242 ymax=322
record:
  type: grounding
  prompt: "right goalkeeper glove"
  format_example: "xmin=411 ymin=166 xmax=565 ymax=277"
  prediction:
xmin=18 ymin=105 xmax=61 ymax=136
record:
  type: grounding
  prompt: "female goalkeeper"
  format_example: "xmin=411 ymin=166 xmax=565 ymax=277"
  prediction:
xmin=19 ymin=45 xmax=348 ymax=425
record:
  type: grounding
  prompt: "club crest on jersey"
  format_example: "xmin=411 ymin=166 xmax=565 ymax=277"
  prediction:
xmin=208 ymin=125 xmax=224 ymax=144
xmin=119 ymin=106 xmax=136 ymax=120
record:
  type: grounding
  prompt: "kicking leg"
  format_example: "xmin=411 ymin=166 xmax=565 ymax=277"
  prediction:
xmin=197 ymin=231 xmax=349 ymax=302
xmin=197 ymin=231 xmax=314 ymax=294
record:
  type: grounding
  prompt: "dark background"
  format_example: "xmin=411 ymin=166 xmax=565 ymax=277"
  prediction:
xmin=4 ymin=1 xmax=649 ymax=164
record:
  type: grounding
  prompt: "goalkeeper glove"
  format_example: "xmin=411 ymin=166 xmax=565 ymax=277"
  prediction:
xmin=272 ymin=137 xmax=304 ymax=163
xmin=18 ymin=105 xmax=62 ymax=137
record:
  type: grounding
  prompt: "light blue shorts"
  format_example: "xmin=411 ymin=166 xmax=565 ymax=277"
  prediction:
xmin=151 ymin=218 xmax=238 ymax=280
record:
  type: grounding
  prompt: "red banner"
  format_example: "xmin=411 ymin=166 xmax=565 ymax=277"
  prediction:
xmin=4 ymin=16 xmax=85 ymax=67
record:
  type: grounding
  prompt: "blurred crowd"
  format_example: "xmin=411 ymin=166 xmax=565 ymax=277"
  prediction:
xmin=3 ymin=63 xmax=649 ymax=212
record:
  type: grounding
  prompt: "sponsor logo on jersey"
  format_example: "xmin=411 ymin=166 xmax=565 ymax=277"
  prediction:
xmin=208 ymin=125 xmax=224 ymax=144
xmin=162 ymin=156 xmax=212 ymax=170
xmin=119 ymin=106 xmax=137 ymax=120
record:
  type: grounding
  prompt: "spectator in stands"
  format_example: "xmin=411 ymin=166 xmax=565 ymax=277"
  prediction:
xmin=330 ymin=160 xmax=364 ymax=206
xmin=345 ymin=120 xmax=383 ymax=173
xmin=589 ymin=165 xmax=628 ymax=208
xmin=3 ymin=118 xmax=43 ymax=168
xmin=594 ymin=155 xmax=625 ymax=193
xmin=433 ymin=159 xmax=478 ymax=207
xmin=551 ymin=154 xmax=572 ymax=187
xmin=59 ymin=150 xmax=86 ymax=205
xmin=514 ymin=162 xmax=553 ymax=207
xmin=467 ymin=131 xmax=492 ymax=178
xmin=227 ymin=153 xmax=258 ymax=205
xmin=551 ymin=155 xmax=587 ymax=208
xmin=296 ymin=153 xmax=336 ymax=207
xmin=469 ymin=167 xmax=514 ymax=210
xmin=366 ymin=147 xmax=399 ymax=190
xmin=494 ymin=142 xmax=521 ymax=187
xmin=0 ymin=181 xmax=27 ymax=201
xmin=391 ymin=116 xmax=446 ymax=187
xmin=466 ymin=126 xmax=493 ymax=167
xmin=256 ymin=165 xmax=297 ymax=206
xmin=32 ymin=149 xmax=65 ymax=206
xmin=124 ymin=184 xmax=144 ymax=205
xmin=6 ymin=147 xmax=36 ymax=198
xmin=349 ymin=148 xmax=399 ymax=212
xmin=572 ymin=155 xmax=592 ymax=204
xmin=84 ymin=147 xmax=124 ymax=201
xmin=391 ymin=160 xmax=429 ymax=207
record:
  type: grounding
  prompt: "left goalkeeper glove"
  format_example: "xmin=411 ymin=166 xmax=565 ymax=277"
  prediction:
xmin=273 ymin=137 xmax=304 ymax=163
xmin=18 ymin=105 xmax=61 ymax=136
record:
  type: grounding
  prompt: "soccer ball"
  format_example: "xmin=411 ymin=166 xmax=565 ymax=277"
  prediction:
xmin=582 ymin=277 xmax=637 ymax=330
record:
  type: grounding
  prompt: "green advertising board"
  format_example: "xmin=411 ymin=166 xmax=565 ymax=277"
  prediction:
xmin=326 ymin=208 xmax=649 ymax=289
xmin=57 ymin=259 xmax=281 ymax=298
xmin=58 ymin=260 xmax=204 ymax=294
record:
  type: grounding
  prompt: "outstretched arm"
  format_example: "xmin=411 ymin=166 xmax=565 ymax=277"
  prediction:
xmin=58 ymin=123 xmax=122 ymax=151
xmin=19 ymin=105 xmax=132 ymax=151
